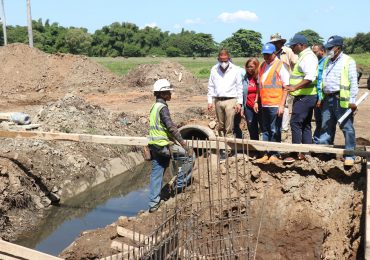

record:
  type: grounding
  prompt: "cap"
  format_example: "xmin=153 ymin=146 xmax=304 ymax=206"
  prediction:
xmin=287 ymin=34 xmax=308 ymax=46
xmin=269 ymin=33 xmax=286 ymax=44
xmin=261 ymin=43 xmax=276 ymax=54
xmin=324 ymin=35 xmax=344 ymax=49
xmin=153 ymin=79 xmax=173 ymax=92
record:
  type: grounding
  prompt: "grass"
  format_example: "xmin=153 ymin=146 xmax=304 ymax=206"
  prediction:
xmin=92 ymin=54 xmax=370 ymax=79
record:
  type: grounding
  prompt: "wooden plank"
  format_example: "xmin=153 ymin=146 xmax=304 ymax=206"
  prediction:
xmin=365 ymin=146 xmax=370 ymax=260
xmin=0 ymin=130 xmax=369 ymax=157
xmin=0 ymin=240 xmax=62 ymax=260
xmin=209 ymin=137 xmax=370 ymax=157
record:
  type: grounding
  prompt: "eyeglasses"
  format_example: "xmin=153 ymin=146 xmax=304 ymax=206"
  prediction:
xmin=327 ymin=46 xmax=334 ymax=50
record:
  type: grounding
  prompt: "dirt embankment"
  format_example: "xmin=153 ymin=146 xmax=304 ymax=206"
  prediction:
xmin=0 ymin=95 xmax=149 ymax=241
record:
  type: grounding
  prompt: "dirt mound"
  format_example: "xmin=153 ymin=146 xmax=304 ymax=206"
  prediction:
xmin=0 ymin=44 xmax=124 ymax=99
xmin=124 ymin=60 xmax=204 ymax=95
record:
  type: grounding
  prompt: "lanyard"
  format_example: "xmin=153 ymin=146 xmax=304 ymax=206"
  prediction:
xmin=325 ymin=56 xmax=340 ymax=77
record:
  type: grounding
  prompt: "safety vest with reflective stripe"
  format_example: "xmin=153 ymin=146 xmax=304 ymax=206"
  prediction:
xmin=290 ymin=49 xmax=317 ymax=96
xmin=148 ymin=102 xmax=170 ymax=146
xmin=321 ymin=54 xmax=352 ymax=108
xmin=258 ymin=60 xmax=284 ymax=106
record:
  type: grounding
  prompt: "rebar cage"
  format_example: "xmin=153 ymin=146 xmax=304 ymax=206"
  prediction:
xmin=104 ymin=138 xmax=264 ymax=260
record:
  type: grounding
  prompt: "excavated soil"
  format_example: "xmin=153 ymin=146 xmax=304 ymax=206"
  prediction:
xmin=60 ymin=155 xmax=365 ymax=259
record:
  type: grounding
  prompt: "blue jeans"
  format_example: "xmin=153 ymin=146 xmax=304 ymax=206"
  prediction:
xmin=318 ymin=95 xmax=356 ymax=160
xmin=245 ymin=106 xmax=260 ymax=140
xmin=313 ymin=106 xmax=322 ymax=144
xmin=261 ymin=107 xmax=282 ymax=156
xmin=148 ymin=144 xmax=194 ymax=207
xmin=290 ymin=95 xmax=317 ymax=144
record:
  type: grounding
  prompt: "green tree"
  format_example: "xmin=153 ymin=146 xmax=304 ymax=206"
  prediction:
xmin=220 ymin=29 xmax=262 ymax=57
xmin=64 ymin=28 xmax=92 ymax=55
xmin=296 ymin=29 xmax=323 ymax=46
xmin=191 ymin=33 xmax=217 ymax=56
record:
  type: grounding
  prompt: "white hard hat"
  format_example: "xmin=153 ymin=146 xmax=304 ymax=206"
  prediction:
xmin=153 ymin=79 xmax=173 ymax=92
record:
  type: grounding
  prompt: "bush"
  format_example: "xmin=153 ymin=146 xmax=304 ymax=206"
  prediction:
xmin=165 ymin=46 xmax=182 ymax=57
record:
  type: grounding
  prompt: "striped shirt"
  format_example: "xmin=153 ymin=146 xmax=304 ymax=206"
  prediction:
xmin=322 ymin=52 xmax=358 ymax=103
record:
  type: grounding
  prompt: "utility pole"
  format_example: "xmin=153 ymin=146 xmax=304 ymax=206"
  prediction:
xmin=26 ymin=0 xmax=33 ymax=47
xmin=0 ymin=0 xmax=7 ymax=45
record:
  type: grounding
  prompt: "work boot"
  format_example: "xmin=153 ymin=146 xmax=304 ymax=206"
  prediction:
xmin=255 ymin=155 xmax=269 ymax=163
xmin=344 ymin=159 xmax=354 ymax=167
xmin=268 ymin=155 xmax=280 ymax=163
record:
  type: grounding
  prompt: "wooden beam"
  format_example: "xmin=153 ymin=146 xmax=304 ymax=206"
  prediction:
xmin=0 ymin=130 xmax=369 ymax=157
xmin=209 ymin=137 xmax=370 ymax=157
xmin=0 ymin=240 xmax=62 ymax=260
xmin=365 ymin=146 xmax=370 ymax=260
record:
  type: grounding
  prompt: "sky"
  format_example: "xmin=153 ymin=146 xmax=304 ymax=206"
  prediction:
xmin=1 ymin=0 xmax=369 ymax=44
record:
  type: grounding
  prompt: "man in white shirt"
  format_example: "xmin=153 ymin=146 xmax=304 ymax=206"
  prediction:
xmin=284 ymin=34 xmax=318 ymax=162
xmin=208 ymin=49 xmax=243 ymax=138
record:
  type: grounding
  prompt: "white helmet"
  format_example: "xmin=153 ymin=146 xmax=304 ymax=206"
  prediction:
xmin=153 ymin=79 xmax=173 ymax=92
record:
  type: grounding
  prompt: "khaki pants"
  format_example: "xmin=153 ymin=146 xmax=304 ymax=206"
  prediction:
xmin=215 ymin=98 xmax=237 ymax=138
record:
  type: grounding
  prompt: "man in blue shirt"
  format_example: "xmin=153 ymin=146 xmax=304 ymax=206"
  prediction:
xmin=319 ymin=36 xmax=359 ymax=167
xmin=311 ymin=44 xmax=326 ymax=144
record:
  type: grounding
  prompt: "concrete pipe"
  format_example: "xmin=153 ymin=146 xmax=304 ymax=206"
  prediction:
xmin=179 ymin=124 xmax=215 ymax=141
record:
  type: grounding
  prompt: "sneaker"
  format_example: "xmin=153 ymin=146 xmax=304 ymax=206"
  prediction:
xmin=149 ymin=203 xmax=161 ymax=213
xmin=344 ymin=159 xmax=354 ymax=167
xmin=255 ymin=155 xmax=269 ymax=163
xmin=283 ymin=157 xmax=295 ymax=163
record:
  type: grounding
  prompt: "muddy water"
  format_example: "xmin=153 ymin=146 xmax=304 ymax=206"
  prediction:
xmin=15 ymin=162 xmax=151 ymax=256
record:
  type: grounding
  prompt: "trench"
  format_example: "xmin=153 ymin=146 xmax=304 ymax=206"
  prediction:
xmin=15 ymin=162 xmax=151 ymax=256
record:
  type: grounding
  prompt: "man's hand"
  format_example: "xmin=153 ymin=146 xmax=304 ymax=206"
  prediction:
xmin=277 ymin=105 xmax=284 ymax=117
xmin=349 ymin=103 xmax=357 ymax=112
xmin=234 ymin=104 xmax=242 ymax=114
xmin=316 ymin=100 xmax=322 ymax=108
xmin=283 ymin=85 xmax=296 ymax=92
xmin=208 ymin=103 xmax=213 ymax=111
xmin=253 ymin=103 xmax=259 ymax=113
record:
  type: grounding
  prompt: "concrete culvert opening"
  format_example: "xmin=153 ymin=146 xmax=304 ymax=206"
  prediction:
xmin=179 ymin=124 xmax=215 ymax=156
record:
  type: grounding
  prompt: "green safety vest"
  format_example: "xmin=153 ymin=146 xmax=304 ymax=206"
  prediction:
xmin=148 ymin=102 xmax=170 ymax=146
xmin=290 ymin=49 xmax=317 ymax=96
xmin=321 ymin=54 xmax=352 ymax=108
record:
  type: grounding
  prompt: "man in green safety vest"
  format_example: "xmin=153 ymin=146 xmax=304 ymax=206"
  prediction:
xmin=284 ymin=34 xmax=318 ymax=163
xmin=318 ymin=36 xmax=359 ymax=167
xmin=148 ymin=79 xmax=194 ymax=213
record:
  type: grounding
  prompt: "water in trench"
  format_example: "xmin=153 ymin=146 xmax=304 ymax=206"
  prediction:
xmin=15 ymin=162 xmax=151 ymax=256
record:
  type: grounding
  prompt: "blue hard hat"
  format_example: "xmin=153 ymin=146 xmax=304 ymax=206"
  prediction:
xmin=324 ymin=35 xmax=343 ymax=49
xmin=287 ymin=34 xmax=308 ymax=46
xmin=261 ymin=43 xmax=276 ymax=54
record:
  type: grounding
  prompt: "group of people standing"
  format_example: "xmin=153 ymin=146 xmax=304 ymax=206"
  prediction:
xmin=207 ymin=33 xmax=359 ymax=166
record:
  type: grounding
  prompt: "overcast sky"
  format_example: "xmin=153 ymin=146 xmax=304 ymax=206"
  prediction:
xmin=2 ymin=0 xmax=369 ymax=44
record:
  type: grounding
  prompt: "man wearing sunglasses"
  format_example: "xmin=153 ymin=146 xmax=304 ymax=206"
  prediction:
xmin=318 ymin=36 xmax=359 ymax=167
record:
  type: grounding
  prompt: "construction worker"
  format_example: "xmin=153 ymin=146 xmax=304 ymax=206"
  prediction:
xmin=255 ymin=43 xmax=289 ymax=163
xmin=269 ymin=33 xmax=298 ymax=136
xmin=208 ymin=49 xmax=243 ymax=139
xmin=148 ymin=79 xmax=194 ymax=213
xmin=318 ymin=36 xmax=359 ymax=166
xmin=312 ymin=44 xmax=327 ymax=144
xmin=284 ymin=34 xmax=318 ymax=163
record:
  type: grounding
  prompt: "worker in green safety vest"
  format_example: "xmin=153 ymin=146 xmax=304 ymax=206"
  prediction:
xmin=318 ymin=35 xmax=359 ymax=167
xmin=283 ymin=34 xmax=318 ymax=163
xmin=147 ymin=79 xmax=194 ymax=213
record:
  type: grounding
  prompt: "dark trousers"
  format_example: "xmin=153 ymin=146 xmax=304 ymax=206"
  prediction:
xmin=245 ymin=106 xmax=260 ymax=140
xmin=233 ymin=113 xmax=243 ymax=139
xmin=313 ymin=106 xmax=322 ymax=144
xmin=290 ymin=95 xmax=317 ymax=144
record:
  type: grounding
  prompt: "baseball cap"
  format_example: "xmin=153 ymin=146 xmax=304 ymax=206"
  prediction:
xmin=324 ymin=35 xmax=344 ymax=49
xmin=287 ymin=34 xmax=308 ymax=46
xmin=261 ymin=43 xmax=276 ymax=54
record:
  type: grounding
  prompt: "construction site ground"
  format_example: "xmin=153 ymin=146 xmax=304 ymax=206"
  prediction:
xmin=0 ymin=44 xmax=369 ymax=259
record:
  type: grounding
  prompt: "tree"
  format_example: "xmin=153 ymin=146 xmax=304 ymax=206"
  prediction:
xmin=64 ymin=28 xmax=92 ymax=55
xmin=296 ymin=29 xmax=323 ymax=46
xmin=220 ymin=29 xmax=262 ymax=57
xmin=191 ymin=33 xmax=217 ymax=57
